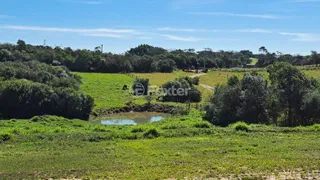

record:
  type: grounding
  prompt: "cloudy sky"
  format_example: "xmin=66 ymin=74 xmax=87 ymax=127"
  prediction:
xmin=0 ymin=0 xmax=319 ymax=54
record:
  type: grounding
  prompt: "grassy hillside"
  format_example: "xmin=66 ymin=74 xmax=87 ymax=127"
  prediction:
xmin=74 ymin=72 xmax=144 ymax=110
xmin=250 ymin=57 xmax=259 ymax=65
xmin=75 ymin=71 xmax=197 ymax=110
xmin=0 ymin=113 xmax=319 ymax=179
xmin=135 ymin=71 xmax=193 ymax=86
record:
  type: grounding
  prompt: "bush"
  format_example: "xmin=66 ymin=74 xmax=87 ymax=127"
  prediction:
xmin=311 ymin=124 xmax=320 ymax=131
xmin=232 ymin=122 xmax=250 ymax=132
xmin=162 ymin=78 xmax=201 ymax=103
xmin=194 ymin=122 xmax=211 ymax=128
xmin=0 ymin=132 xmax=12 ymax=142
xmin=0 ymin=79 xmax=94 ymax=120
xmin=131 ymin=127 xmax=144 ymax=133
xmin=132 ymin=78 xmax=149 ymax=96
xmin=143 ymin=128 xmax=160 ymax=138
xmin=192 ymin=77 xmax=200 ymax=85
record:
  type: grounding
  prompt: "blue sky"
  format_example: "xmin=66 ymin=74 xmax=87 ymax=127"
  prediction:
xmin=0 ymin=0 xmax=319 ymax=54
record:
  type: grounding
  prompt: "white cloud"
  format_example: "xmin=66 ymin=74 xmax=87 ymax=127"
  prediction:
xmin=189 ymin=12 xmax=286 ymax=19
xmin=279 ymin=32 xmax=320 ymax=42
xmin=162 ymin=34 xmax=205 ymax=42
xmin=0 ymin=25 xmax=137 ymax=34
xmin=158 ymin=27 xmax=218 ymax=32
xmin=84 ymin=33 xmax=123 ymax=38
xmin=234 ymin=29 xmax=273 ymax=33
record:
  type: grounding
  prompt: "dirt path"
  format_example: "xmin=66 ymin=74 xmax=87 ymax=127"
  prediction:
xmin=189 ymin=73 xmax=214 ymax=92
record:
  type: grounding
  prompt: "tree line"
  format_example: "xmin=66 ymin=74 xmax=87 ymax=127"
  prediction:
xmin=205 ymin=62 xmax=320 ymax=127
xmin=2 ymin=40 xmax=319 ymax=73
xmin=0 ymin=61 xmax=94 ymax=120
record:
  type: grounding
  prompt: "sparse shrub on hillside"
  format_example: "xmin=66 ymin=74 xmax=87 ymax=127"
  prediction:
xmin=192 ymin=77 xmax=200 ymax=85
xmin=143 ymin=128 xmax=160 ymax=138
xmin=0 ymin=132 xmax=12 ymax=143
xmin=131 ymin=127 xmax=144 ymax=133
xmin=232 ymin=122 xmax=250 ymax=132
xmin=194 ymin=122 xmax=211 ymax=128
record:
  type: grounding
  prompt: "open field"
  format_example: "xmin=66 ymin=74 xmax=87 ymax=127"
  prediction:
xmin=250 ymin=57 xmax=259 ymax=65
xmin=0 ymin=112 xmax=319 ymax=179
xmin=74 ymin=72 xmax=146 ymax=110
xmin=76 ymin=71 xmax=200 ymax=111
xmin=134 ymin=71 xmax=194 ymax=86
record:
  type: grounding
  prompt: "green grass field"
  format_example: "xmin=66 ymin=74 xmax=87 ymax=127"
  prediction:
xmin=0 ymin=112 xmax=319 ymax=179
xmin=75 ymin=71 xmax=200 ymax=111
xmin=74 ymin=72 xmax=146 ymax=110
xmin=135 ymin=71 xmax=193 ymax=86
xmin=250 ymin=57 xmax=259 ymax=65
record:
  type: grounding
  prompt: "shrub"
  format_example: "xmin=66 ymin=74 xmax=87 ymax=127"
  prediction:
xmin=0 ymin=132 xmax=12 ymax=142
xmin=232 ymin=122 xmax=250 ymax=132
xmin=194 ymin=122 xmax=211 ymax=128
xmin=132 ymin=78 xmax=149 ymax=96
xmin=192 ymin=77 xmax=200 ymax=85
xmin=311 ymin=124 xmax=320 ymax=131
xmin=143 ymin=128 xmax=160 ymax=138
xmin=131 ymin=127 xmax=144 ymax=133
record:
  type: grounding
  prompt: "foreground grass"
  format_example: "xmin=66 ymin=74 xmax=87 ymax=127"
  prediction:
xmin=0 ymin=112 xmax=319 ymax=179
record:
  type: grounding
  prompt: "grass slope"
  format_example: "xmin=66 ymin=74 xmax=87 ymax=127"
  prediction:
xmin=134 ymin=71 xmax=194 ymax=86
xmin=74 ymin=72 xmax=145 ymax=110
xmin=0 ymin=113 xmax=319 ymax=179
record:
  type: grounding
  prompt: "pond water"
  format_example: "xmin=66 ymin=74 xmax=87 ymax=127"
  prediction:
xmin=91 ymin=112 xmax=167 ymax=125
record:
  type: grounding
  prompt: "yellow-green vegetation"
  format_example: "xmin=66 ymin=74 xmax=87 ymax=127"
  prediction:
xmin=74 ymin=72 xmax=144 ymax=110
xmin=0 ymin=112 xmax=319 ymax=179
xmin=250 ymin=57 xmax=259 ymax=65
xmin=135 ymin=71 xmax=193 ymax=86
xmin=199 ymin=71 xmax=245 ymax=87
xmin=304 ymin=70 xmax=320 ymax=82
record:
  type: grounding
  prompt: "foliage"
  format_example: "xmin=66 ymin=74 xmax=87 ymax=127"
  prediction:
xmin=133 ymin=78 xmax=149 ymax=96
xmin=0 ymin=61 xmax=94 ymax=120
xmin=231 ymin=122 xmax=250 ymax=132
xmin=162 ymin=77 xmax=202 ymax=103
xmin=205 ymin=73 xmax=271 ymax=126
xmin=267 ymin=62 xmax=317 ymax=126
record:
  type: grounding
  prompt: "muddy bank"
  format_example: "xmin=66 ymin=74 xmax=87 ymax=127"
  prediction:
xmin=94 ymin=103 xmax=176 ymax=116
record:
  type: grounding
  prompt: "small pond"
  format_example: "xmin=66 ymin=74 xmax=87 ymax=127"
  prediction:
xmin=91 ymin=112 xmax=168 ymax=125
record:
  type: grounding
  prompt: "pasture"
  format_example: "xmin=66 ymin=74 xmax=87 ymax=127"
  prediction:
xmin=0 ymin=113 xmax=319 ymax=179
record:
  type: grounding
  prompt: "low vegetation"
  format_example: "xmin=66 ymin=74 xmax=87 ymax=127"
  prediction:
xmin=0 ymin=112 xmax=319 ymax=179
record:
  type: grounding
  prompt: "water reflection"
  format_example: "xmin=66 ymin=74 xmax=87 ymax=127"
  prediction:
xmin=92 ymin=112 xmax=167 ymax=125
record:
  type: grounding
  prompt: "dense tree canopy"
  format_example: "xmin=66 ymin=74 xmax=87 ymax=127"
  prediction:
xmin=0 ymin=61 xmax=94 ymax=120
